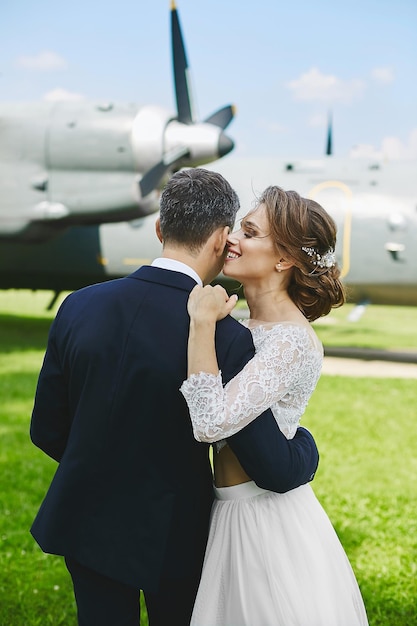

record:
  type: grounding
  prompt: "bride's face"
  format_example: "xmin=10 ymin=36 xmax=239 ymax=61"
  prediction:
xmin=223 ymin=204 xmax=280 ymax=284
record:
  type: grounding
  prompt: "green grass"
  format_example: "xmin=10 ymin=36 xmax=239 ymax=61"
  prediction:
xmin=312 ymin=303 xmax=417 ymax=351
xmin=304 ymin=377 xmax=417 ymax=624
xmin=235 ymin=295 xmax=417 ymax=351
xmin=1 ymin=290 xmax=417 ymax=624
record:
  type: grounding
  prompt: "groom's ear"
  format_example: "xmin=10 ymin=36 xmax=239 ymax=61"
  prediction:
xmin=155 ymin=218 xmax=163 ymax=244
xmin=213 ymin=226 xmax=230 ymax=257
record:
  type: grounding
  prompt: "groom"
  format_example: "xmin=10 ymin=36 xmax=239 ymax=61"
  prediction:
xmin=30 ymin=168 xmax=319 ymax=626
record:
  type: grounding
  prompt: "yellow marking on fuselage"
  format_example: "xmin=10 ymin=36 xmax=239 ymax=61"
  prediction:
xmin=308 ymin=180 xmax=353 ymax=279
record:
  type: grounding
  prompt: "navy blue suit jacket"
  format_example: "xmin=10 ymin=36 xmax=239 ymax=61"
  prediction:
xmin=30 ymin=266 xmax=318 ymax=591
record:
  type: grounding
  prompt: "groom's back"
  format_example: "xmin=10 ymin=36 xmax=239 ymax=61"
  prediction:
xmin=31 ymin=268 xmax=216 ymax=591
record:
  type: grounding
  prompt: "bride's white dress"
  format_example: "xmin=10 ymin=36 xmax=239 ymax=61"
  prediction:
xmin=180 ymin=321 xmax=368 ymax=626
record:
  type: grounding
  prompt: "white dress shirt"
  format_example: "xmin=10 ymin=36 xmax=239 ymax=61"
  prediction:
xmin=151 ymin=258 xmax=203 ymax=287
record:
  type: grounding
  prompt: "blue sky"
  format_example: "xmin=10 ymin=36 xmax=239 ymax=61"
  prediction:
xmin=2 ymin=0 xmax=416 ymax=160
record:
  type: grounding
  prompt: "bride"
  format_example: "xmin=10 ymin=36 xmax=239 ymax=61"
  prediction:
xmin=180 ymin=185 xmax=368 ymax=625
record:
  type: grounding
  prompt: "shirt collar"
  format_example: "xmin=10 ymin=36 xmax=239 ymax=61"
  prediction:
xmin=151 ymin=258 xmax=203 ymax=286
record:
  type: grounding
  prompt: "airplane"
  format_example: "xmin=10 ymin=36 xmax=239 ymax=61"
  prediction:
xmin=0 ymin=2 xmax=235 ymax=243
xmin=1 ymin=4 xmax=416 ymax=309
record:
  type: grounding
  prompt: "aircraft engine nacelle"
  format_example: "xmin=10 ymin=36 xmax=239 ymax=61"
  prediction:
xmin=0 ymin=99 xmax=234 ymax=243
xmin=131 ymin=106 xmax=171 ymax=173
xmin=45 ymin=102 xmax=162 ymax=224
xmin=0 ymin=102 xmax=162 ymax=242
xmin=164 ymin=120 xmax=234 ymax=167
xmin=131 ymin=105 xmax=231 ymax=171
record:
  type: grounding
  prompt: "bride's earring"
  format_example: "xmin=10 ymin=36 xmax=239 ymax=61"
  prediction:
xmin=276 ymin=263 xmax=282 ymax=273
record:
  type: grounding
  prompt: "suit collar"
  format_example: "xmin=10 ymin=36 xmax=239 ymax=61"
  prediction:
xmin=128 ymin=265 xmax=198 ymax=292
xmin=151 ymin=258 xmax=202 ymax=286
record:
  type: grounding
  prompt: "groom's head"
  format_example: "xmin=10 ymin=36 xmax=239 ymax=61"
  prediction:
xmin=158 ymin=168 xmax=239 ymax=253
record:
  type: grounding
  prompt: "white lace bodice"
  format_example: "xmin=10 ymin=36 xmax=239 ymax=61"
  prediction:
xmin=180 ymin=321 xmax=323 ymax=443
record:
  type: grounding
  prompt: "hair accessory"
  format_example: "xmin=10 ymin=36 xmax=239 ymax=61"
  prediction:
xmin=301 ymin=246 xmax=336 ymax=273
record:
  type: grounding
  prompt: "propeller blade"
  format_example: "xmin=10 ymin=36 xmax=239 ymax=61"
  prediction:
xmin=139 ymin=145 xmax=189 ymax=197
xmin=218 ymin=133 xmax=234 ymax=157
xmin=171 ymin=1 xmax=193 ymax=124
xmin=204 ymin=105 xmax=236 ymax=130
xmin=326 ymin=111 xmax=333 ymax=156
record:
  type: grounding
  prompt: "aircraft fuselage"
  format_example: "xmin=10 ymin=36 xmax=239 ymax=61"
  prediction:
xmin=0 ymin=157 xmax=416 ymax=306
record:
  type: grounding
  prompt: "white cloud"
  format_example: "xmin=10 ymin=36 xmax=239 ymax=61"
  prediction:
xmin=43 ymin=88 xmax=85 ymax=102
xmin=16 ymin=51 xmax=67 ymax=71
xmin=350 ymin=128 xmax=417 ymax=160
xmin=381 ymin=132 xmax=417 ymax=159
xmin=287 ymin=67 xmax=365 ymax=104
xmin=371 ymin=66 xmax=395 ymax=84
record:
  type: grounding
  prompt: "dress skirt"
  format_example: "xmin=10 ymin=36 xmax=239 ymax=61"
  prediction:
xmin=190 ymin=481 xmax=368 ymax=626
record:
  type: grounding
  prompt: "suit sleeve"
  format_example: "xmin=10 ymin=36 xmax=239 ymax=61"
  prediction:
xmin=228 ymin=420 xmax=318 ymax=493
xmin=30 ymin=309 xmax=71 ymax=462
xmin=220 ymin=323 xmax=319 ymax=493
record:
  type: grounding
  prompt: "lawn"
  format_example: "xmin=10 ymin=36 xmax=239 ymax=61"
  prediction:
xmin=0 ymin=290 xmax=416 ymax=624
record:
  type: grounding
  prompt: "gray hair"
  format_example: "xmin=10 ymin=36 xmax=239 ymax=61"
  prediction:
xmin=159 ymin=168 xmax=240 ymax=252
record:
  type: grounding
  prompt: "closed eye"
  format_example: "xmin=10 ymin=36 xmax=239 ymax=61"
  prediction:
xmin=240 ymin=223 xmax=257 ymax=238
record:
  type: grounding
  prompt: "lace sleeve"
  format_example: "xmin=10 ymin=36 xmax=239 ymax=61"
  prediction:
xmin=180 ymin=324 xmax=317 ymax=442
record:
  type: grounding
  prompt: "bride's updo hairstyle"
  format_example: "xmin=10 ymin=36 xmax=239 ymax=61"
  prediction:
xmin=258 ymin=185 xmax=346 ymax=322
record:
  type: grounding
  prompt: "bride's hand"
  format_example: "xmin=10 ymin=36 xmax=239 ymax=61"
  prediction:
xmin=187 ymin=285 xmax=238 ymax=323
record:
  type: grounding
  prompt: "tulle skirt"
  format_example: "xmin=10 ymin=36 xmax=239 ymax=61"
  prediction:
xmin=191 ymin=481 xmax=368 ymax=626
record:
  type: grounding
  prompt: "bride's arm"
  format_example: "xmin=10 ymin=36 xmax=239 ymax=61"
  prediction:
xmin=181 ymin=286 xmax=310 ymax=443
xmin=186 ymin=284 xmax=237 ymax=377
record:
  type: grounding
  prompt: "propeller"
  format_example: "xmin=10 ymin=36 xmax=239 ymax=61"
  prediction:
xmin=326 ymin=111 xmax=333 ymax=156
xmin=139 ymin=146 xmax=189 ymax=198
xmin=139 ymin=1 xmax=236 ymax=197
xmin=171 ymin=0 xmax=194 ymax=124
xmin=204 ymin=104 xmax=236 ymax=130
